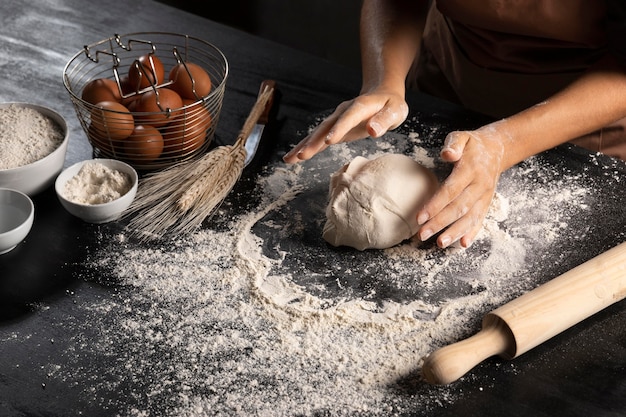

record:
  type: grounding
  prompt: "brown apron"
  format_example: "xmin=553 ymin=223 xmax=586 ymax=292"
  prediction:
xmin=411 ymin=1 xmax=626 ymax=161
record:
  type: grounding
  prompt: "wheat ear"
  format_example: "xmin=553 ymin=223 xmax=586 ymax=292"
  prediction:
xmin=124 ymin=84 xmax=274 ymax=240
xmin=176 ymin=86 xmax=274 ymax=212
xmin=176 ymin=144 xmax=239 ymax=212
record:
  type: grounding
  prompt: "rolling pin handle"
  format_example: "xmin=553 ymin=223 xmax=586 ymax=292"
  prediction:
xmin=422 ymin=316 xmax=513 ymax=385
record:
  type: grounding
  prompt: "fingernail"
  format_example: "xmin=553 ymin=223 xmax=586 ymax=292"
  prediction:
xmin=417 ymin=212 xmax=429 ymax=225
xmin=295 ymin=144 xmax=308 ymax=157
xmin=420 ymin=229 xmax=433 ymax=241
xmin=440 ymin=235 xmax=451 ymax=248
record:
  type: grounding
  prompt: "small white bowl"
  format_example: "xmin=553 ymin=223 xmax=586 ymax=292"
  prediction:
xmin=55 ymin=159 xmax=138 ymax=224
xmin=0 ymin=188 xmax=34 ymax=254
xmin=0 ymin=103 xmax=70 ymax=196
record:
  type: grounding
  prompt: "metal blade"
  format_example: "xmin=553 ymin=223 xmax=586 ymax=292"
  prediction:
xmin=244 ymin=123 xmax=264 ymax=166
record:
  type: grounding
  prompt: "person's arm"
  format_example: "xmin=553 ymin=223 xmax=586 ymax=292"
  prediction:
xmin=417 ymin=55 xmax=626 ymax=249
xmin=359 ymin=0 xmax=425 ymax=101
xmin=283 ymin=0 xmax=429 ymax=163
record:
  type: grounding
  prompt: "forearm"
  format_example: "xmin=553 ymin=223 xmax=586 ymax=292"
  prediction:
xmin=494 ymin=56 xmax=626 ymax=171
xmin=421 ymin=57 xmax=626 ymax=249
xmin=359 ymin=0 xmax=428 ymax=94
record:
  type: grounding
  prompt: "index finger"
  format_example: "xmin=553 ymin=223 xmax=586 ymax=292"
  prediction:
xmin=284 ymin=99 xmax=377 ymax=163
xmin=283 ymin=119 xmax=334 ymax=163
xmin=416 ymin=165 xmax=470 ymax=229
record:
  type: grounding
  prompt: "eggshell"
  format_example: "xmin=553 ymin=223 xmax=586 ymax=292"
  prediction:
xmin=168 ymin=62 xmax=212 ymax=100
xmin=119 ymin=74 xmax=134 ymax=95
xmin=134 ymin=88 xmax=183 ymax=127
xmin=119 ymin=74 xmax=142 ymax=108
xmin=123 ymin=125 xmax=164 ymax=163
xmin=162 ymin=99 xmax=212 ymax=157
xmin=121 ymin=93 xmax=142 ymax=111
xmin=128 ymin=53 xmax=165 ymax=90
xmin=81 ymin=78 xmax=122 ymax=105
xmin=90 ymin=101 xmax=134 ymax=140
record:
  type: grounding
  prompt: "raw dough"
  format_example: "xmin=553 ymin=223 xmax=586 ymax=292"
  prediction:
xmin=323 ymin=153 xmax=439 ymax=250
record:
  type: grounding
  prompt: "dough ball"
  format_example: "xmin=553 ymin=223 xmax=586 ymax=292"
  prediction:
xmin=323 ymin=154 xmax=439 ymax=251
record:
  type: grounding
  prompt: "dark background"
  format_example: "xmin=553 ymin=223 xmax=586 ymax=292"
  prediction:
xmin=155 ymin=0 xmax=363 ymax=70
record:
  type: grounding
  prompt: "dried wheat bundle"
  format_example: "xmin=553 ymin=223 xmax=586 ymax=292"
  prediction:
xmin=124 ymin=84 xmax=274 ymax=240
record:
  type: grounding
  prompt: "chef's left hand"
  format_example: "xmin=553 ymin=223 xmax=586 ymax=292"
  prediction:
xmin=417 ymin=125 xmax=506 ymax=248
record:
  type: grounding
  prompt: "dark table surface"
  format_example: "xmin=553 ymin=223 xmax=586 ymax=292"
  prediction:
xmin=1 ymin=1 xmax=625 ymax=416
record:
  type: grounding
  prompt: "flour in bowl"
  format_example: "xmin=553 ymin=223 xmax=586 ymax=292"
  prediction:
xmin=63 ymin=162 xmax=132 ymax=205
xmin=0 ymin=104 xmax=64 ymax=170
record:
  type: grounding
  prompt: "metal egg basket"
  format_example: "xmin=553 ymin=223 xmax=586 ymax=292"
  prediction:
xmin=63 ymin=32 xmax=228 ymax=170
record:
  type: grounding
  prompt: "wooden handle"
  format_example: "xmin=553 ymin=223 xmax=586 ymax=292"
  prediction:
xmin=422 ymin=241 xmax=626 ymax=385
xmin=257 ymin=79 xmax=276 ymax=125
xmin=236 ymin=80 xmax=275 ymax=145
xmin=422 ymin=315 xmax=512 ymax=385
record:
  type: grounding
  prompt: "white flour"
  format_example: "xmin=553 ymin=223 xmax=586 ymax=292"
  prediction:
xmin=62 ymin=162 xmax=132 ymax=205
xmin=0 ymin=104 xmax=64 ymax=170
xmin=27 ymin=122 xmax=602 ymax=416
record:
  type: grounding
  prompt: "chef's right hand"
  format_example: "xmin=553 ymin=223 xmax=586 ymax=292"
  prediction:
xmin=283 ymin=88 xmax=409 ymax=164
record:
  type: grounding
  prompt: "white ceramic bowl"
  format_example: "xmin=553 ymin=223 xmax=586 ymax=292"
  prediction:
xmin=0 ymin=103 xmax=70 ymax=196
xmin=0 ymin=188 xmax=34 ymax=254
xmin=55 ymin=159 xmax=138 ymax=224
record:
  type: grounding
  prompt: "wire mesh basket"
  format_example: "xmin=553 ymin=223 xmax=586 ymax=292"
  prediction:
xmin=63 ymin=32 xmax=228 ymax=170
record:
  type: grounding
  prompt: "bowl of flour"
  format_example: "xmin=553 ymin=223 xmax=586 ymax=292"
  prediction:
xmin=0 ymin=103 xmax=69 ymax=196
xmin=55 ymin=158 xmax=138 ymax=223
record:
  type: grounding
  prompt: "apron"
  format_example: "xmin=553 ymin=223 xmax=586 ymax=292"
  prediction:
xmin=411 ymin=1 xmax=626 ymax=161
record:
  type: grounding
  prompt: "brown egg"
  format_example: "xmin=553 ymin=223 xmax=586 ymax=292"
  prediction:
xmin=81 ymin=78 xmax=122 ymax=105
xmin=118 ymin=74 xmax=142 ymax=108
xmin=90 ymin=101 xmax=134 ymax=140
xmin=121 ymin=93 xmax=142 ymax=111
xmin=168 ymin=62 xmax=212 ymax=100
xmin=162 ymin=99 xmax=212 ymax=157
xmin=123 ymin=125 xmax=164 ymax=164
xmin=119 ymin=74 xmax=134 ymax=95
xmin=134 ymin=88 xmax=183 ymax=127
xmin=128 ymin=53 xmax=165 ymax=90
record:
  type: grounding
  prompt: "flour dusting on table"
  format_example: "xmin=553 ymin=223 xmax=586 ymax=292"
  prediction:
xmin=38 ymin=122 xmax=605 ymax=416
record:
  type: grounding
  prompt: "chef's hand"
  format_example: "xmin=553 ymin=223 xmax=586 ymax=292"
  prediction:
xmin=417 ymin=125 xmax=506 ymax=248
xmin=283 ymin=88 xmax=409 ymax=163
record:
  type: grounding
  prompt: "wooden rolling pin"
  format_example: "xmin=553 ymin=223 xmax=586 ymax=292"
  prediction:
xmin=422 ymin=241 xmax=626 ymax=385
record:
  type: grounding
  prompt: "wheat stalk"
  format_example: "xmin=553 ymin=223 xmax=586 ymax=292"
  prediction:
xmin=124 ymin=84 xmax=274 ymax=240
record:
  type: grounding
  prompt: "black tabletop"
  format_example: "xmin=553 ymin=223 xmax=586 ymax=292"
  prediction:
xmin=0 ymin=1 xmax=625 ymax=417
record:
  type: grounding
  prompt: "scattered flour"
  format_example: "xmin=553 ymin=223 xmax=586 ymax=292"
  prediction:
xmin=0 ymin=104 xmax=64 ymax=170
xmin=62 ymin=162 xmax=132 ymax=205
xmin=23 ymin=121 xmax=602 ymax=416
